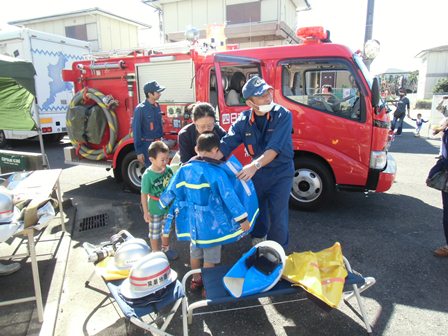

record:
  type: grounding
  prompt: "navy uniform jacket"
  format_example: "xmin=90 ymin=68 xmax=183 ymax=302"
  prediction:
xmin=132 ymin=100 xmax=164 ymax=156
xmin=220 ymin=104 xmax=294 ymax=172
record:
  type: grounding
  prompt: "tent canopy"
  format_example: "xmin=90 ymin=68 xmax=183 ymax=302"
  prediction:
xmin=0 ymin=54 xmax=36 ymax=95
xmin=0 ymin=54 xmax=37 ymax=131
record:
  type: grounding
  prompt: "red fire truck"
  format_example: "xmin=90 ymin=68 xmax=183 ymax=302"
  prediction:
xmin=62 ymin=27 xmax=396 ymax=210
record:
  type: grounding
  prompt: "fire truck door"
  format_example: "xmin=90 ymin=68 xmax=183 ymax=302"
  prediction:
xmin=213 ymin=54 xmax=263 ymax=164
xmin=213 ymin=54 xmax=262 ymax=130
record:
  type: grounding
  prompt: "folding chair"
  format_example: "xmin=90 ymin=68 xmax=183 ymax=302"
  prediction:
xmin=181 ymin=257 xmax=376 ymax=335
xmin=106 ymin=279 xmax=184 ymax=336
xmin=83 ymin=244 xmax=184 ymax=336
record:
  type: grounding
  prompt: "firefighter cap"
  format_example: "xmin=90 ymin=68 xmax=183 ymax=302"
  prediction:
xmin=242 ymin=76 xmax=272 ymax=99
xmin=144 ymin=81 xmax=165 ymax=94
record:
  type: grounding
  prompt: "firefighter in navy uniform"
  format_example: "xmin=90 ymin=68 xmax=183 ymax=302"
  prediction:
xmin=132 ymin=81 xmax=165 ymax=167
xmin=219 ymin=76 xmax=294 ymax=249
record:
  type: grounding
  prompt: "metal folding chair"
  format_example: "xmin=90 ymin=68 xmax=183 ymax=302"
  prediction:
xmin=106 ymin=279 xmax=184 ymax=336
xmin=181 ymin=257 xmax=376 ymax=335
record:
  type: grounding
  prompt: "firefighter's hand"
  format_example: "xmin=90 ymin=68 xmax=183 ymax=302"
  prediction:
xmin=240 ymin=220 xmax=251 ymax=232
xmin=237 ymin=163 xmax=257 ymax=181
xmin=137 ymin=154 xmax=145 ymax=164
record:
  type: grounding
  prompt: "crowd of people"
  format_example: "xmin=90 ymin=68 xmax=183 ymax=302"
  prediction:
xmin=2 ymin=80 xmax=447 ymax=282
xmin=130 ymin=78 xmax=448 ymax=296
xmin=133 ymin=76 xmax=294 ymax=294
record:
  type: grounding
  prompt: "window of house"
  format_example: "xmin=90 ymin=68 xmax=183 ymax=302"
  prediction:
xmin=281 ymin=60 xmax=363 ymax=121
xmin=226 ymin=2 xmax=261 ymax=24
xmin=65 ymin=24 xmax=88 ymax=41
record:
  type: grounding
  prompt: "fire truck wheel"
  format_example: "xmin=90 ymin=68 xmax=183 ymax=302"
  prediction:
xmin=121 ymin=151 xmax=146 ymax=193
xmin=0 ymin=130 xmax=6 ymax=148
xmin=290 ymin=157 xmax=335 ymax=211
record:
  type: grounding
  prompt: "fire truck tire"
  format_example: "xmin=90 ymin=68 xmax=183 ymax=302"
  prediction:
xmin=121 ymin=151 xmax=146 ymax=193
xmin=0 ymin=130 xmax=7 ymax=148
xmin=290 ymin=157 xmax=335 ymax=211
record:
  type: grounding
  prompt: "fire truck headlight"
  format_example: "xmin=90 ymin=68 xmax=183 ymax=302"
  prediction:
xmin=370 ymin=151 xmax=387 ymax=170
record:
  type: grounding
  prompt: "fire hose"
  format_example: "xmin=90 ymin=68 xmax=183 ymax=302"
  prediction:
xmin=67 ymin=87 xmax=119 ymax=160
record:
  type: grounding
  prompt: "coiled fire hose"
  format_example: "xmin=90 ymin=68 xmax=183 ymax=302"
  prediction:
xmin=67 ymin=87 xmax=118 ymax=160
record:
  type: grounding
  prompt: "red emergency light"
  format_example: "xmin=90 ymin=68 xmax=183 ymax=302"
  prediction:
xmin=296 ymin=26 xmax=328 ymax=44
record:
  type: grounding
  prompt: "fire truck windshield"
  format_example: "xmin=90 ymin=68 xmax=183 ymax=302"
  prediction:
xmin=353 ymin=53 xmax=373 ymax=88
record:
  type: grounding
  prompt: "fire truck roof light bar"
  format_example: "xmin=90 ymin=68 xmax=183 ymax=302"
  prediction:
xmin=296 ymin=26 xmax=328 ymax=43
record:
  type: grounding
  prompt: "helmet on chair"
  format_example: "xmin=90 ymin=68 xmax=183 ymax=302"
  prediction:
xmin=223 ymin=240 xmax=286 ymax=298
xmin=114 ymin=238 xmax=151 ymax=270
xmin=119 ymin=251 xmax=177 ymax=299
xmin=94 ymin=238 xmax=150 ymax=281
xmin=0 ymin=187 xmax=16 ymax=224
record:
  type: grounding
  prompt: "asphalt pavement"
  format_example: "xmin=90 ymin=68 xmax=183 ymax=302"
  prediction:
xmin=1 ymin=112 xmax=448 ymax=336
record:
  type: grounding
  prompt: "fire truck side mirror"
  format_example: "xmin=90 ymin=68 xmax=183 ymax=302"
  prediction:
xmin=371 ymin=77 xmax=380 ymax=108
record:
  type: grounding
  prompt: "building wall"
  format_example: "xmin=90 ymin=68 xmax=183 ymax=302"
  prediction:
xmin=160 ymin=0 xmax=297 ymax=44
xmin=417 ymin=50 xmax=448 ymax=99
xmin=238 ymin=39 xmax=283 ymax=49
xmin=417 ymin=58 xmax=428 ymax=100
xmin=97 ymin=16 xmax=139 ymax=51
xmin=15 ymin=14 xmax=140 ymax=52
xmin=260 ymin=0 xmax=278 ymax=22
xmin=284 ymin=0 xmax=298 ymax=30
xmin=163 ymin=0 xmax=226 ymax=33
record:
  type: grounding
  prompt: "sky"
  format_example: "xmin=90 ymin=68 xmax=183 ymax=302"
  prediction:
xmin=0 ymin=0 xmax=446 ymax=75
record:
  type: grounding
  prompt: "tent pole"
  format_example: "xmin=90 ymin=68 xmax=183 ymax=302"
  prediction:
xmin=33 ymin=101 xmax=49 ymax=169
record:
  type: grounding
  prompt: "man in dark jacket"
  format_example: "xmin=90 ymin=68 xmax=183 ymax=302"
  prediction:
xmin=132 ymin=81 xmax=165 ymax=167
xmin=391 ymin=88 xmax=410 ymax=135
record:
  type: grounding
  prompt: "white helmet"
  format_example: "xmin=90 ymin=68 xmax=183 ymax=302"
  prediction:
xmin=119 ymin=252 xmax=177 ymax=299
xmin=251 ymin=240 xmax=286 ymax=289
xmin=223 ymin=240 xmax=286 ymax=298
xmin=0 ymin=188 xmax=15 ymax=224
xmin=114 ymin=238 xmax=151 ymax=270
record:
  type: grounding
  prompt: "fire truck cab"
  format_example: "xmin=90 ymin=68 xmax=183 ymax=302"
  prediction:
xmin=63 ymin=27 xmax=396 ymax=210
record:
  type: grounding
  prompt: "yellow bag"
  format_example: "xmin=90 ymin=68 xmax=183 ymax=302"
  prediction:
xmin=95 ymin=256 xmax=130 ymax=281
xmin=282 ymin=242 xmax=348 ymax=308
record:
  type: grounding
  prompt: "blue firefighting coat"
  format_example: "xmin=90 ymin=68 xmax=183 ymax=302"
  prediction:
xmin=159 ymin=156 xmax=259 ymax=248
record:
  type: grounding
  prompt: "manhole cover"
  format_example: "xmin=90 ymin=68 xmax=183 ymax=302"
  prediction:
xmin=79 ymin=213 xmax=108 ymax=232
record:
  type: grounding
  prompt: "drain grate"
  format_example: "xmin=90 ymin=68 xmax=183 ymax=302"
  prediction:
xmin=79 ymin=213 xmax=108 ymax=232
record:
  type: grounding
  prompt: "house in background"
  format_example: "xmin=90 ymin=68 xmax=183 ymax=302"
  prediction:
xmin=416 ymin=45 xmax=448 ymax=99
xmin=144 ymin=0 xmax=311 ymax=48
xmin=8 ymin=8 xmax=152 ymax=52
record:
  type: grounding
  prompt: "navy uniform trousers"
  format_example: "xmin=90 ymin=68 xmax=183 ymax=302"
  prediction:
xmin=251 ymin=163 xmax=293 ymax=249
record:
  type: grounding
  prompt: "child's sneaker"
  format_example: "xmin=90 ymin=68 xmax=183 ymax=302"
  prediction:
xmin=190 ymin=276 xmax=203 ymax=292
xmin=163 ymin=249 xmax=179 ymax=261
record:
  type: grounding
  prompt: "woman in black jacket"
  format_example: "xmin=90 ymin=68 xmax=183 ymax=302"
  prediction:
xmin=427 ymin=118 xmax=448 ymax=257
xmin=177 ymin=102 xmax=227 ymax=164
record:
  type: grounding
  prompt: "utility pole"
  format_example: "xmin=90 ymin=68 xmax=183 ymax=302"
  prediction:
xmin=364 ymin=0 xmax=375 ymax=69
xmin=364 ymin=0 xmax=375 ymax=43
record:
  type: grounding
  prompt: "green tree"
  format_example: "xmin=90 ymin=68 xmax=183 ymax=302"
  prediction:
xmin=433 ymin=78 xmax=448 ymax=93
